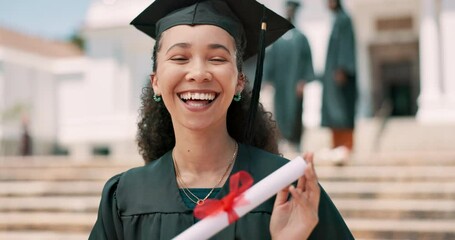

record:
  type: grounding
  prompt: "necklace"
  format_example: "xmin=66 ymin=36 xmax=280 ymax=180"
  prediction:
xmin=173 ymin=142 xmax=238 ymax=206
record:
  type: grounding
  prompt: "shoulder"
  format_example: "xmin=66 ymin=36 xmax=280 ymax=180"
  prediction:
xmin=337 ymin=11 xmax=353 ymax=26
xmin=294 ymin=29 xmax=308 ymax=39
xmin=98 ymin=161 xmax=158 ymax=199
xmin=99 ymin=173 xmax=123 ymax=198
xmin=116 ymin=155 xmax=169 ymax=194
xmin=98 ymin=153 xmax=170 ymax=201
xmin=291 ymin=29 xmax=310 ymax=47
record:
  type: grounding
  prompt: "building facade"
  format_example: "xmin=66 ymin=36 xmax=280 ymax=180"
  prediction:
xmin=0 ymin=27 xmax=83 ymax=156
xmin=1 ymin=0 xmax=453 ymax=158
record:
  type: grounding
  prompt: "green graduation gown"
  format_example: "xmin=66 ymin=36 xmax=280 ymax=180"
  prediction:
xmin=89 ymin=144 xmax=353 ymax=239
xmin=321 ymin=10 xmax=357 ymax=129
xmin=265 ymin=28 xmax=315 ymax=143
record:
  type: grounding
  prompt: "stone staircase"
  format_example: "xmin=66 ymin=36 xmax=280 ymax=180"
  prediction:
xmin=1 ymin=152 xmax=455 ymax=240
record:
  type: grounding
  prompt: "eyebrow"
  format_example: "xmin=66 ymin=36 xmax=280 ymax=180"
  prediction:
xmin=165 ymin=42 xmax=232 ymax=55
xmin=166 ymin=42 xmax=190 ymax=54
xmin=207 ymin=43 xmax=231 ymax=55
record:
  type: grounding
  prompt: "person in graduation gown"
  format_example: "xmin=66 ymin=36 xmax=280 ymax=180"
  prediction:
xmin=89 ymin=0 xmax=354 ymax=239
xmin=264 ymin=0 xmax=314 ymax=153
xmin=321 ymin=0 xmax=358 ymax=165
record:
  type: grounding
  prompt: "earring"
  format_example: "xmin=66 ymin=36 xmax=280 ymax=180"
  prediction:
xmin=153 ymin=94 xmax=162 ymax=102
xmin=233 ymin=93 xmax=242 ymax=102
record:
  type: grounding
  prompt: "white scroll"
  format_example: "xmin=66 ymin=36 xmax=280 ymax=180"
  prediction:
xmin=172 ymin=156 xmax=307 ymax=240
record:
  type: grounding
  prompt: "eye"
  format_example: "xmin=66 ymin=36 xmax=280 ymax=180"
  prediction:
xmin=170 ymin=56 xmax=188 ymax=61
xmin=169 ymin=56 xmax=188 ymax=62
xmin=209 ymin=57 xmax=227 ymax=63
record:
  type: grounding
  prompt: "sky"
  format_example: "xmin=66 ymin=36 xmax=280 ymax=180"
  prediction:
xmin=0 ymin=0 xmax=92 ymax=40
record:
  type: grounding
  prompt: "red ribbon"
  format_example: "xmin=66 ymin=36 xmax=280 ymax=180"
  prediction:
xmin=193 ymin=171 xmax=253 ymax=224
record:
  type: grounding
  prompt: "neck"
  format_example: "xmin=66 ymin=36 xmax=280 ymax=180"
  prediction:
xmin=172 ymin=122 xmax=237 ymax=187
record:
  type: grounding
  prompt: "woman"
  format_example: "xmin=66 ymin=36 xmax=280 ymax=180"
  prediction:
xmin=89 ymin=0 xmax=353 ymax=239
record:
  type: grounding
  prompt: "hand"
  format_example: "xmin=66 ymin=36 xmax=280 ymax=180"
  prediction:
xmin=270 ymin=153 xmax=320 ymax=240
xmin=334 ymin=69 xmax=347 ymax=86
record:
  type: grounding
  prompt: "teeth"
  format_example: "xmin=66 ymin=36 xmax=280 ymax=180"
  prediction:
xmin=179 ymin=92 xmax=215 ymax=101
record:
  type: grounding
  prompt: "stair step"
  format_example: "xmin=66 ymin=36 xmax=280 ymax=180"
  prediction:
xmin=0 ymin=196 xmax=99 ymax=212
xmin=333 ymin=198 xmax=455 ymax=211
xmin=350 ymin=218 xmax=455 ymax=232
xmin=3 ymin=165 xmax=454 ymax=181
xmin=348 ymin=218 xmax=455 ymax=240
xmin=321 ymin=181 xmax=455 ymax=195
xmin=2 ymin=180 xmax=453 ymax=197
xmin=317 ymin=166 xmax=455 ymax=181
xmin=0 ymin=157 xmax=139 ymax=167
xmin=0 ymin=181 xmax=104 ymax=197
xmin=334 ymin=198 xmax=455 ymax=219
xmin=0 ymin=168 xmax=129 ymax=181
xmin=314 ymin=151 xmax=455 ymax=166
xmin=0 ymin=212 xmax=95 ymax=231
xmin=0 ymin=231 xmax=89 ymax=240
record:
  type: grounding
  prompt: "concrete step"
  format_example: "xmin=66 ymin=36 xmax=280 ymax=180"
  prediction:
xmin=0 ymin=231 xmax=89 ymax=240
xmin=349 ymin=218 xmax=455 ymax=240
xmin=2 ymin=179 xmax=454 ymax=198
xmin=349 ymin=151 xmax=455 ymax=166
xmin=0 ymin=212 xmax=95 ymax=232
xmin=0 ymin=196 xmax=99 ymax=213
xmin=3 ymin=165 xmax=454 ymax=182
xmin=0 ymin=181 xmax=104 ymax=197
xmin=316 ymin=166 xmax=455 ymax=181
xmin=321 ymin=180 xmax=455 ymax=197
xmin=334 ymin=198 xmax=455 ymax=219
xmin=0 ymin=157 xmax=139 ymax=168
xmin=0 ymin=167 xmax=130 ymax=181
xmin=1 ymin=213 xmax=454 ymax=239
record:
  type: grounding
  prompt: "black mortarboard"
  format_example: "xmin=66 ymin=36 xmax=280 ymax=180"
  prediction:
xmin=131 ymin=0 xmax=292 ymax=60
xmin=131 ymin=0 xmax=293 ymax=141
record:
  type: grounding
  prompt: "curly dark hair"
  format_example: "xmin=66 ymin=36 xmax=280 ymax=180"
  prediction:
xmin=137 ymin=34 xmax=279 ymax=163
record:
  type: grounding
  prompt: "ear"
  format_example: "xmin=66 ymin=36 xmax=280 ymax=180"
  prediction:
xmin=150 ymin=73 xmax=160 ymax=95
xmin=236 ymin=73 xmax=246 ymax=93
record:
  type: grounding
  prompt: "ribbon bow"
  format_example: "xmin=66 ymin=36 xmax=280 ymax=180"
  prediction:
xmin=193 ymin=171 xmax=253 ymax=224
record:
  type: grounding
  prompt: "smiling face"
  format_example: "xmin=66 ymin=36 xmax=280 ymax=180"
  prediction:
xmin=152 ymin=24 xmax=245 ymax=132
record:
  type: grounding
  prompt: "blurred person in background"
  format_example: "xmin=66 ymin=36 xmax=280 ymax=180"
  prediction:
xmin=320 ymin=0 xmax=357 ymax=165
xmin=20 ymin=117 xmax=32 ymax=156
xmin=89 ymin=0 xmax=353 ymax=239
xmin=264 ymin=0 xmax=315 ymax=153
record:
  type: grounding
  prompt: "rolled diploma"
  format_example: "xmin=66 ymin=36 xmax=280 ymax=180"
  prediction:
xmin=172 ymin=156 xmax=307 ymax=240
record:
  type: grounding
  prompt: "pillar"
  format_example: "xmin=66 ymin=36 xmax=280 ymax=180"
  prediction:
xmin=417 ymin=0 xmax=443 ymax=122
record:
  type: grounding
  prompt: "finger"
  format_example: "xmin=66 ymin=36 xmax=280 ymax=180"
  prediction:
xmin=304 ymin=153 xmax=318 ymax=184
xmin=298 ymin=152 xmax=313 ymax=189
xmin=305 ymin=163 xmax=319 ymax=191
xmin=304 ymin=152 xmax=314 ymax=166
xmin=274 ymin=187 xmax=289 ymax=208
xmin=303 ymin=156 xmax=321 ymax=198
xmin=289 ymin=185 xmax=309 ymax=207
xmin=289 ymin=185 xmax=301 ymax=199
xmin=297 ymin=175 xmax=306 ymax=190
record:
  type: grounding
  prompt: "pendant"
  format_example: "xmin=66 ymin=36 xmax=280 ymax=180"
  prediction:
xmin=197 ymin=200 xmax=205 ymax=205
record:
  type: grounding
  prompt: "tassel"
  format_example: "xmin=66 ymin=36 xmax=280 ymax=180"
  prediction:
xmin=245 ymin=5 xmax=267 ymax=143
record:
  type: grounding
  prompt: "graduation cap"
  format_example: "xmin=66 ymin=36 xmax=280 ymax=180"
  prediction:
xmin=131 ymin=0 xmax=293 ymax=142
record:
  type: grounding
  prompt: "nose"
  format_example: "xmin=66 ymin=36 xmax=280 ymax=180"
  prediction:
xmin=185 ymin=59 xmax=212 ymax=82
